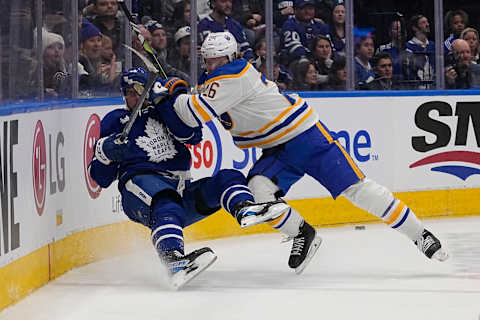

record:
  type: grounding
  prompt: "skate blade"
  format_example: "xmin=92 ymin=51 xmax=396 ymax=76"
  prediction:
xmin=170 ymin=252 xmax=217 ymax=290
xmin=295 ymin=234 xmax=323 ymax=275
xmin=240 ymin=203 xmax=290 ymax=229
xmin=432 ymin=248 xmax=449 ymax=262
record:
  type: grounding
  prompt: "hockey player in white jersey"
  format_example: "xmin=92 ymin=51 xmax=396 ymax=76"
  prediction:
xmin=155 ymin=31 xmax=449 ymax=274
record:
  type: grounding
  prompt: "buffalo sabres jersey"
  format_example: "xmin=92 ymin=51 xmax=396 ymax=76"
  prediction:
xmin=89 ymin=104 xmax=192 ymax=189
xmin=173 ymin=58 xmax=319 ymax=149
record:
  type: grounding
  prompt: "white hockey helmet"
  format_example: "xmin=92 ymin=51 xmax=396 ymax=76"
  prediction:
xmin=200 ymin=31 xmax=238 ymax=63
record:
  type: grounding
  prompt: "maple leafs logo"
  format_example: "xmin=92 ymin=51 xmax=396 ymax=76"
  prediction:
xmin=136 ymin=118 xmax=177 ymax=163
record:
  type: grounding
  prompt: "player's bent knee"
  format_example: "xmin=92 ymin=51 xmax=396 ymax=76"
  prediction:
xmin=247 ymin=175 xmax=281 ymax=202
xmin=215 ymin=168 xmax=247 ymax=185
xmin=341 ymin=178 xmax=395 ymax=218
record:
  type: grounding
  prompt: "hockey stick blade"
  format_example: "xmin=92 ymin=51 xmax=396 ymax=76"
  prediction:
xmin=124 ymin=44 xmax=159 ymax=74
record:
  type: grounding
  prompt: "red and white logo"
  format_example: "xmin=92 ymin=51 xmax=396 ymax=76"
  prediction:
xmin=83 ymin=114 xmax=102 ymax=199
xmin=32 ymin=120 xmax=46 ymax=216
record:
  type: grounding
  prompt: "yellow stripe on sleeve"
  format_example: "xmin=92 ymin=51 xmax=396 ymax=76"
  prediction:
xmin=191 ymin=95 xmax=212 ymax=122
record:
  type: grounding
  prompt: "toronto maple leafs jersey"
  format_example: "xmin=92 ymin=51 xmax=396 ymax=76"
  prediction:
xmin=89 ymin=104 xmax=192 ymax=189
xmin=280 ymin=16 xmax=329 ymax=62
xmin=173 ymin=58 xmax=319 ymax=149
xmin=198 ymin=15 xmax=255 ymax=62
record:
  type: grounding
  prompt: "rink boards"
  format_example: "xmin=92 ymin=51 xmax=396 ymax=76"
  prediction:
xmin=1 ymin=92 xmax=480 ymax=310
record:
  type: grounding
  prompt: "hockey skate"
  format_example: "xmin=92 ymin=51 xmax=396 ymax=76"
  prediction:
xmin=162 ymin=247 xmax=217 ymax=290
xmin=414 ymin=229 xmax=449 ymax=261
xmin=287 ymin=221 xmax=322 ymax=275
xmin=235 ymin=200 xmax=290 ymax=229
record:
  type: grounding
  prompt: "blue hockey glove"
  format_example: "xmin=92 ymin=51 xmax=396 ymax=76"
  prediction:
xmin=160 ymin=77 xmax=188 ymax=97
xmin=94 ymin=134 xmax=130 ymax=165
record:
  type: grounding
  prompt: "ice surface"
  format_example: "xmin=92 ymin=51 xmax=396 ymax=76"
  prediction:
xmin=2 ymin=217 xmax=480 ymax=320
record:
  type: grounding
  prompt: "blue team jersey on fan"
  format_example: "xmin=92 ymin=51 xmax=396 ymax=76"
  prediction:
xmin=280 ymin=16 xmax=329 ymax=61
xmin=198 ymin=15 xmax=255 ymax=61
xmin=90 ymin=103 xmax=192 ymax=189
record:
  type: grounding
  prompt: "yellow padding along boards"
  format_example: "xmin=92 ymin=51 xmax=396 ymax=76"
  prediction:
xmin=1 ymin=188 xmax=480 ymax=311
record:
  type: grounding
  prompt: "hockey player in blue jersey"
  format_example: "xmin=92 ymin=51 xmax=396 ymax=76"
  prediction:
xmin=159 ymin=31 xmax=449 ymax=275
xmin=89 ymin=67 xmax=288 ymax=289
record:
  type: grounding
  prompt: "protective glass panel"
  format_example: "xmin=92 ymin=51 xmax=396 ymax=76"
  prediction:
xmin=1 ymin=1 xmax=37 ymax=104
xmin=79 ymin=0 xmax=124 ymax=97
xmin=354 ymin=1 xmax=437 ymax=90
xmin=444 ymin=1 xmax=480 ymax=89
xmin=134 ymin=0 xmax=193 ymax=86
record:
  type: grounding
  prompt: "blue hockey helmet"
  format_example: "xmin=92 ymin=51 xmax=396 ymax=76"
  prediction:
xmin=120 ymin=67 xmax=149 ymax=96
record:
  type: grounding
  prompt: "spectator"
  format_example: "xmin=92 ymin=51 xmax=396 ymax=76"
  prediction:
xmin=461 ymin=27 xmax=479 ymax=64
xmin=274 ymin=0 xmax=294 ymax=32
xmin=444 ymin=9 xmax=468 ymax=53
xmin=377 ymin=15 xmax=408 ymax=82
xmin=360 ymin=52 xmax=402 ymax=90
xmin=280 ymin=0 xmax=329 ymax=67
xmin=327 ymin=0 xmax=345 ymax=56
xmin=257 ymin=56 xmax=293 ymax=90
xmin=79 ymin=19 xmax=117 ymax=96
xmin=354 ymin=32 xmax=375 ymax=86
xmin=171 ymin=26 xmax=192 ymax=75
xmin=231 ymin=0 xmax=265 ymax=46
xmin=198 ymin=0 xmax=255 ymax=62
xmin=323 ymin=55 xmax=346 ymax=91
xmin=445 ymin=39 xmax=480 ymax=89
xmin=405 ymin=14 xmax=435 ymax=89
xmin=87 ymin=0 xmax=125 ymax=61
xmin=310 ymin=34 xmax=335 ymax=88
xmin=144 ymin=20 xmax=168 ymax=60
xmin=172 ymin=0 xmax=194 ymax=30
xmin=101 ymin=35 xmax=121 ymax=80
xmin=136 ymin=0 xmax=175 ymax=26
xmin=291 ymin=60 xmax=319 ymax=91
xmin=132 ymin=23 xmax=191 ymax=83
xmin=35 ymin=29 xmax=69 ymax=97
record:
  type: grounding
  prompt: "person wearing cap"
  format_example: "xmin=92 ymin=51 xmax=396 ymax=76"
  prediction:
xmin=79 ymin=19 xmax=118 ymax=96
xmin=169 ymin=26 xmax=194 ymax=75
xmin=34 ymin=28 xmax=69 ymax=97
xmin=144 ymin=20 xmax=168 ymax=60
xmin=279 ymin=0 xmax=329 ymax=67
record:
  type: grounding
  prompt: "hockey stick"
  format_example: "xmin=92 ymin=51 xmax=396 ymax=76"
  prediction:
xmin=117 ymin=0 xmax=167 ymax=79
xmin=116 ymin=0 xmax=168 ymax=142
xmin=117 ymin=45 xmax=163 ymax=143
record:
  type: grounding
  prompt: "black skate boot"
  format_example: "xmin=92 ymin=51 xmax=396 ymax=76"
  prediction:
xmin=162 ymin=247 xmax=217 ymax=289
xmin=414 ymin=229 xmax=449 ymax=261
xmin=288 ymin=221 xmax=322 ymax=274
xmin=233 ymin=200 xmax=289 ymax=228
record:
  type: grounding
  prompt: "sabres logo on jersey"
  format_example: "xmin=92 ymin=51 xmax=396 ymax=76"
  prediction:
xmin=135 ymin=118 xmax=178 ymax=163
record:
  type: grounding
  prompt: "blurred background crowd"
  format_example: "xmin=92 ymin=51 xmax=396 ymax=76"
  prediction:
xmin=1 ymin=0 xmax=480 ymax=105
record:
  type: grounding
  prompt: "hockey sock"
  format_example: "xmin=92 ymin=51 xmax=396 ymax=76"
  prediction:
xmin=220 ymin=184 xmax=255 ymax=216
xmin=342 ymin=178 xmax=423 ymax=241
xmin=267 ymin=205 xmax=304 ymax=237
xmin=151 ymin=200 xmax=185 ymax=256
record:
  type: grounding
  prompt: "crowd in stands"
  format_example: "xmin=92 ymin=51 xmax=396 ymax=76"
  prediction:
xmin=2 ymin=0 xmax=480 ymax=103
